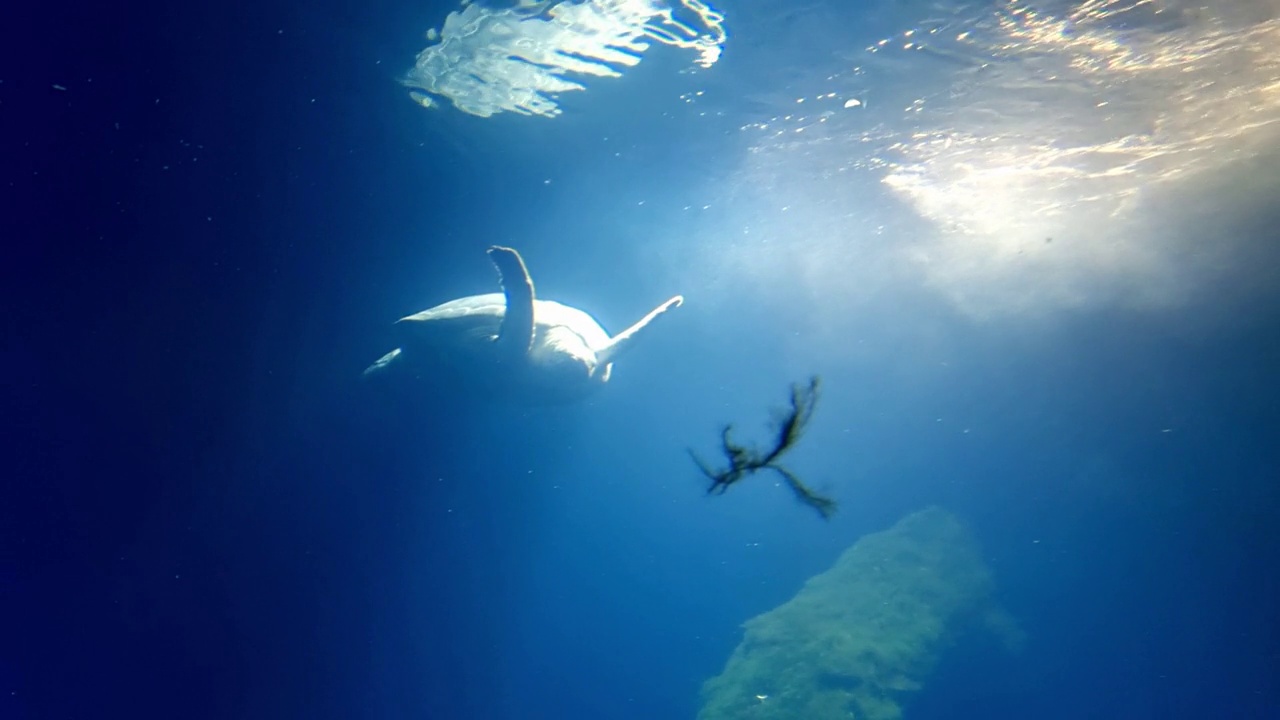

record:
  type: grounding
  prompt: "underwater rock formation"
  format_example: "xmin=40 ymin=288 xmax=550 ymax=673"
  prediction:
xmin=690 ymin=376 xmax=837 ymax=519
xmin=698 ymin=507 xmax=1020 ymax=720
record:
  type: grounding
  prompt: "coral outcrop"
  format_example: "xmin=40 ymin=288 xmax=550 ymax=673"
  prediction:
xmin=698 ymin=507 xmax=1019 ymax=720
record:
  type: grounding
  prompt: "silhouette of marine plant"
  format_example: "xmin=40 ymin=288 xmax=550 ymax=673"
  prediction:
xmin=689 ymin=376 xmax=836 ymax=519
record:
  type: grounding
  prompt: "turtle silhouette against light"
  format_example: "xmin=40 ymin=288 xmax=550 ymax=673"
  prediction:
xmin=364 ymin=246 xmax=683 ymax=404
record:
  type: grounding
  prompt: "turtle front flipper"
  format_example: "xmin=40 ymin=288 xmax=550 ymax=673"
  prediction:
xmin=597 ymin=295 xmax=683 ymax=364
xmin=362 ymin=347 xmax=403 ymax=377
xmin=487 ymin=245 xmax=536 ymax=357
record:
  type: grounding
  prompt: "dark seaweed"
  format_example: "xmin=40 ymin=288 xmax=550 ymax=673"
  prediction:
xmin=689 ymin=376 xmax=837 ymax=520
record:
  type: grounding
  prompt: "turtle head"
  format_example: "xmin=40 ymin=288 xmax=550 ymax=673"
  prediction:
xmin=532 ymin=324 xmax=602 ymax=379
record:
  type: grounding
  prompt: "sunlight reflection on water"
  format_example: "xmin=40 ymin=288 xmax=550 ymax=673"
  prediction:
xmin=713 ymin=0 xmax=1279 ymax=320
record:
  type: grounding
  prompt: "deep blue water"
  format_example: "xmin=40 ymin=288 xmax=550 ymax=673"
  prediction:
xmin=5 ymin=0 xmax=1280 ymax=718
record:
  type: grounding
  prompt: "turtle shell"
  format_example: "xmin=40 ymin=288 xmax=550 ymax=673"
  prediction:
xmin=397 ymin=293 xmax=612 ymax=354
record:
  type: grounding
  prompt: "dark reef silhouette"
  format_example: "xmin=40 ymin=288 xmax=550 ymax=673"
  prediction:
xmin=690 ymin=376 xmax=837 ymax=519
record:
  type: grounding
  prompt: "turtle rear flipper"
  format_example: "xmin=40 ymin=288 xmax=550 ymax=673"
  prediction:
xmin=487 ymin=245 xmax=536 ymax=357
xmin=597 ymin=295 xmax=683 ymax=364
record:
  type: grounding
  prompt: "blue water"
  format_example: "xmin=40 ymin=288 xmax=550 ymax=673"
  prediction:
xmin=5 ymin=0 xmax=1279 ymax=718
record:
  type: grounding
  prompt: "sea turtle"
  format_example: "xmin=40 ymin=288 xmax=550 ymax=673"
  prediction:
xmin=364 ymin=245 xmax=684 ymax=404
